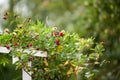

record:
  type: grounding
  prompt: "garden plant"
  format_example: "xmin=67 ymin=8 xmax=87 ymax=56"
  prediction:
xmin=0 ymin=19 xmax=104 ymax=80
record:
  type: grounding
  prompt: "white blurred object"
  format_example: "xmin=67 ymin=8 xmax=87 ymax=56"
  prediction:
xmin=45 ymin=16 xmax=55 ymax=27
xmin=0 ymin=0 xmax=9 ymax=10
xmin=0 ymin=25 xmax=3 ymax=34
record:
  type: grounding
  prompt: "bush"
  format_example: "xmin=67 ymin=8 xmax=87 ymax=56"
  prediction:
xmin=0 ymin=20 xmax=104 ymax=80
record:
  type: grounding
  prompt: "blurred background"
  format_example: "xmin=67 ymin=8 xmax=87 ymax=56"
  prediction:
xmin=0 ymin=0 xmax=120 ymax=80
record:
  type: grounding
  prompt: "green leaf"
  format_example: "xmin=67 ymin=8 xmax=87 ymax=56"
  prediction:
xmin=37 ymin=20 xmax=44 ymax=28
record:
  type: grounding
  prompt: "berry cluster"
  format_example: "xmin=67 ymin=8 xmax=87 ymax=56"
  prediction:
xmin=53 ymin=31 xmax=64 ymax=45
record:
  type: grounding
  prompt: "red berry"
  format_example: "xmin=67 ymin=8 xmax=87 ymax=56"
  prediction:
xmin=59 ymin=32 xmax=64 ymax=37
xmin=55 ymin=39 xmax=60 ymax=45
xmin=28 ymin=43 xmax=32 ymax=47
xmin=13 ymin=42 xmax=18 ymax=46
xmin=53 ymin=32 xmax=59 ymax=37
xmin=5 ymin=45 xmax=10 ymax=50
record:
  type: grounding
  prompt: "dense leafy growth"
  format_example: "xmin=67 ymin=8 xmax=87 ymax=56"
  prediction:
xmin=0 ymin=21 xmax=104 ymax=80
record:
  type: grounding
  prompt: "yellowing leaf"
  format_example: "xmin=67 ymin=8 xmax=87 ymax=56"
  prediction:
xmin=64 ymin=60 xmax=69 ymax=66
xmin=94 ymin=61 xmax=99 ymax=64
xmin=32 ymin=47 xmax=36 ymax=50
xmin=71 ymin=63 xmax=76 ymax=67
xmin=95 ymin=53 xmax=100 ymax=59
xmin=16 ymin=51 xmax=22 ymax=57
xmin=43 ymin=58 xmax=48 ymax=66
xmin=103 ymin=15 xmax=107 ymax=19
xmin=74 ymin=66 xmax=79 ymax=74
xmin=57 ymin=46 xmax=63 ymax=52
xmin=44 ymin=68 xmax=49 ymax=72
xmin=67 ymin=67 xmax=73 ymax=75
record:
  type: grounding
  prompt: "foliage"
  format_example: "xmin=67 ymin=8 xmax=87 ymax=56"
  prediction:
xmin=0 ymin=61 xmax=22 ymax=80
xmin=20 ymin=0 xmax=119 ymax=79
xmin=0 ymin=20 xmax=104 ymax=80
xmin=1 ymin=0 xmax=120 ymax=80
xmin=92 ymin=1 xmax=120 ymax=80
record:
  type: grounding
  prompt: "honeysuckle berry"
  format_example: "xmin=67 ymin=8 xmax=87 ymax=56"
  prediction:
xmin=13 ymin=42 xmax=19 ymax=46
xmin=53 ymin=32 xmax=59 ymax=37
xmin=59 ymin=31 xmax=64 ymax=37
xmin=55 ymin=39 xmax=60 ymax=45
xmin=28 ymin=43 xmax=33 ymax=47
xmin=5 ymin=45 xmax=10 ymax=50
